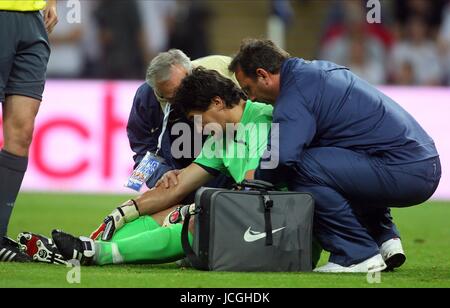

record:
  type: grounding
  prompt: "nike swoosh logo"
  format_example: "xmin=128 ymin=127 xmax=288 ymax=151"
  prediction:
xmin=243 ymin=226 xmax=286 ymax=243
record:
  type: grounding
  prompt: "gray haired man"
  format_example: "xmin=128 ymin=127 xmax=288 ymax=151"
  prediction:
xmin=127 ymin=49 xmax=238 ymax=190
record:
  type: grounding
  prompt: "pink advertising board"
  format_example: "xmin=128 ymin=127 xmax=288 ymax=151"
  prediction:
xmin=0 ymin=81 xmax=140 ymax=194
xmin=0 ymin=82 xmax=448 ymax=199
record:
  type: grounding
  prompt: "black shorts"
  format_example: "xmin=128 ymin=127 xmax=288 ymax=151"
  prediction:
xmin=0 ymin=10 xmax=50 ymax=102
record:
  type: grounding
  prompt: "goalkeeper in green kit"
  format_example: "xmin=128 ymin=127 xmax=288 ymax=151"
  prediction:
xmin=14 ymin=68 xmax=321 ymax=267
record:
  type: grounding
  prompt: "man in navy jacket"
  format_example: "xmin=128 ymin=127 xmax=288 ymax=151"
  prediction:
xmin=127 ymin=50 xmax=237 ymax=193
xmin=127 ymin=82 xmax=191 ymax=187
xmin=229 ymin=39 xmax=441 ymax=273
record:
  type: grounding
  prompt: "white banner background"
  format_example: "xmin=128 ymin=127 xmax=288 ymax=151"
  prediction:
xmin=0 ymin=81 xmax=448 ymax=199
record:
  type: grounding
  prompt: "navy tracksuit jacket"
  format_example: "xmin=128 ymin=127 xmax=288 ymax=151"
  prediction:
xmin=255 ymin=58 xmax=441 ymax=266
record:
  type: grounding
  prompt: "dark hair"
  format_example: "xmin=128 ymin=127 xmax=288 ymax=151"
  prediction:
xmin=229 ymin=38 xmax=291 ymax=79
xmin=173 ymin=67 xmax=245 ymax=115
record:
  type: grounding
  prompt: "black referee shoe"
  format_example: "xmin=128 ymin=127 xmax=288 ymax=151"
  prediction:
xmin=0 ymin=237 xmax=32 ymax=262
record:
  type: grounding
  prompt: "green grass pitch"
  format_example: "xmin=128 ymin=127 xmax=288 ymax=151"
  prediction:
xmin=0 ymin=193 xmax=449 ymax=288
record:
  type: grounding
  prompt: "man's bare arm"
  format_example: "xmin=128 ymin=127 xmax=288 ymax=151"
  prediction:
xmin=134 ymin=163 xmax=214 ymax=215
xmin=44 ymin=0 xmax=58 ymax=34
xmin=92 ymin=163 xmax=215 ymax=241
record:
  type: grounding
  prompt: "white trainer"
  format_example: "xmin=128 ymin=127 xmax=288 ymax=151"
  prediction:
xmin=380 ymin=238 xmax=406 ymax=271
xmin=314 ymin=254 xmax=387 ymax=273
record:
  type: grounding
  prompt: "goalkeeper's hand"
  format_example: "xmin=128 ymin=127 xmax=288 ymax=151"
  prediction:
xmin=155 ymin=169 xmax=183 ymax=189
xmin=90 ymin=199 xmax=140 ymax=241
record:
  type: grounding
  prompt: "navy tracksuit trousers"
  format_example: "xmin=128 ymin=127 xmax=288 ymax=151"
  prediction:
xmin=287 ymin=147 xmax=441 ymax=266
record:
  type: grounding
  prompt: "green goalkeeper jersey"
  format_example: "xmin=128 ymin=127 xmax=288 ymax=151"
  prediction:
xmin=194 ymin=101 xmax=273 ymax=183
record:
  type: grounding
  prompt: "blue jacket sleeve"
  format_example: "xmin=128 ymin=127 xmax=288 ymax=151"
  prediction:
xmin=145 ymin=162 xmax=173 ymax=188
xmin=255 ymin=87 xmax=317 ymax=184
xmin=127 ymin=83 xmax=159 ymax=167
xmin=126 ymin=83 xmax=175 ymax=188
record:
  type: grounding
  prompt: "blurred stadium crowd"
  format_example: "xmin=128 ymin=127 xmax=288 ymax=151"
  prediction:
xmin=318 ymin=0 xmax=450 ymax=86
xmin=49 ymin=0 xmax=450 ymax=86
xmin=48 ymin=0 xmax=211 ymax=79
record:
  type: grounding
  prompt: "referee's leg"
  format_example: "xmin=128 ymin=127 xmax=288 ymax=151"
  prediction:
xmin=0 ymin=11 xmax=50 ymax=238
xmin=0 ymin=96 xmax=40 ymax=237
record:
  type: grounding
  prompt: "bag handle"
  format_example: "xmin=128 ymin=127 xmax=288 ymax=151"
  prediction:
xmin=181 ymin=210 xmax=209 ymax=270
xmin=233 ymin=179 xmax=276 ymax=191
xmin=261 ymin=193 xmax=274 ymax=246
xmin=234 ymin=180 xmax=276 ymax=246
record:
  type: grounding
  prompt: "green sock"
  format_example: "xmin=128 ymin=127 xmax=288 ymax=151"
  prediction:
xmin=111 ymin=216 xmax=160 ymax=241
xmin=312 ymin=238 xmax=323 ymax=269
xmin=95 ymin=223 xmax=192 ymax=265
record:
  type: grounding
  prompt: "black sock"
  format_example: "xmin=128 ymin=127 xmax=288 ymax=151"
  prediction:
xmin=0 ymin=150 xmax=28 ymax=238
